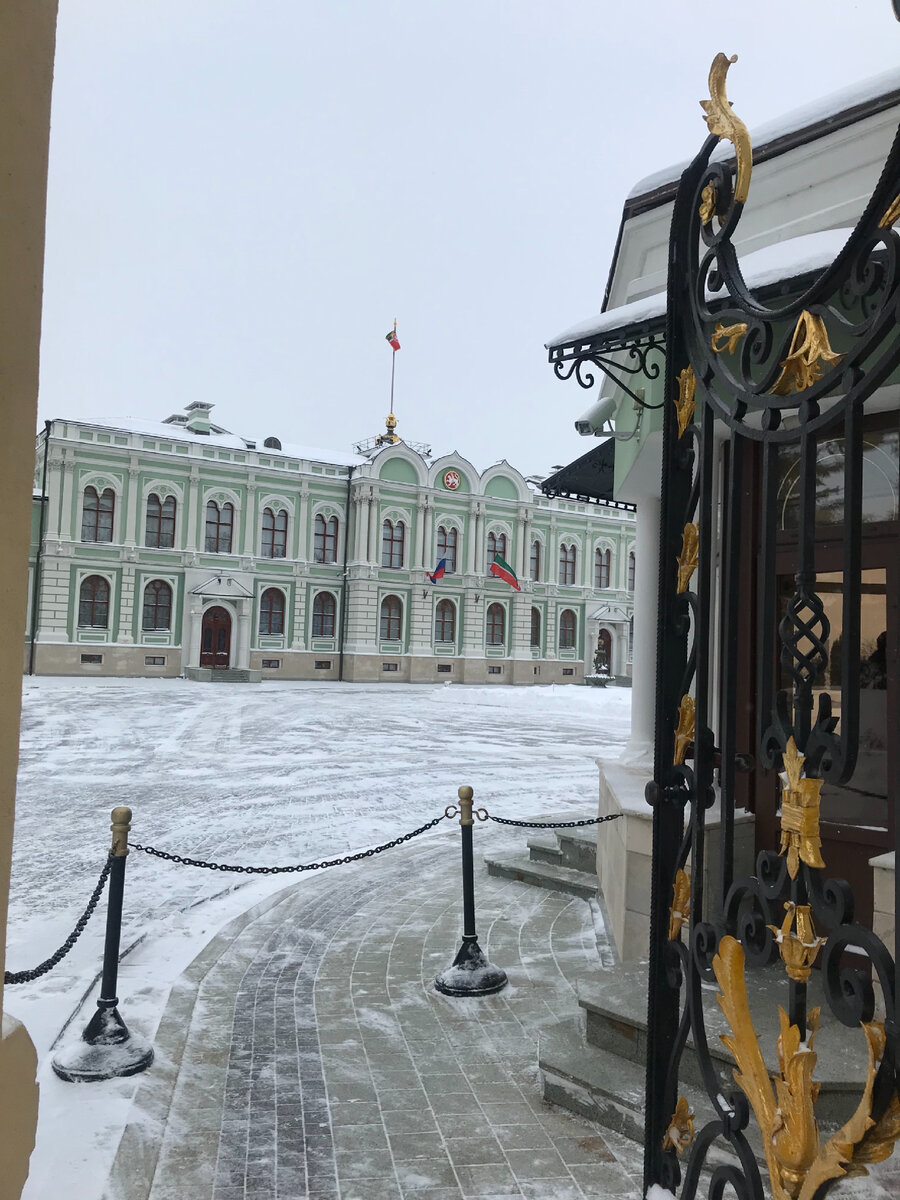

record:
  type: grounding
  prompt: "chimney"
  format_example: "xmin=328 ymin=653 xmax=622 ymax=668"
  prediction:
xmin=184 ymin=401 xmax=214 ymax=435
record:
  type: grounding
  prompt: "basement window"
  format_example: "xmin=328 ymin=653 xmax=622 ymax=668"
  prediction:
xmin=81 ymin=654 xmax=102 ymax=664
xmin=314 ymin=660 xmax=332 ymax=670
xmin=488 ymin=666 xmax=502 ymax=675
xmin=437 ymin=664 xmax=452 ymax=673
xmin=261 ymin=659 xmax=281 ymax=669
xmin=144 ymin=656 xmax=166 ymax=666
xmin=382 ymin=662 xmax=399 ymax=672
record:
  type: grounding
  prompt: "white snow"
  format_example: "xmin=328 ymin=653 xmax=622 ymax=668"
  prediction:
xmin=646 ymin=1184 xmax=677 ymax=1200
xmin=628 ymin=66 xmax=900 ymax=200
xmin=7 ymin=676 xmax=630 ymax=1199
xmin=546 ymin=228 xmax=853 ymax=349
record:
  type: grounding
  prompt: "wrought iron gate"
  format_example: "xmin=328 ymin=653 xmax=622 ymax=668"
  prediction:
xmin=644 ymin=54 xmax=900 ymax=1198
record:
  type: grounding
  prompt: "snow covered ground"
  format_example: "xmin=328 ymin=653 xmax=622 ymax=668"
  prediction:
xmin=6 ymin=677 xmax=630 ymax=1199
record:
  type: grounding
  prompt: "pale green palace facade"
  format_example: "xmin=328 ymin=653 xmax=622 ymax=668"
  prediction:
xmin=26 ymin=403 xmax=636 ymax=684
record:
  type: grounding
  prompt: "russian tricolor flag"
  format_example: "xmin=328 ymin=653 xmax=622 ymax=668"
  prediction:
xmin=428 ymin=558 xmax=447 ymax=584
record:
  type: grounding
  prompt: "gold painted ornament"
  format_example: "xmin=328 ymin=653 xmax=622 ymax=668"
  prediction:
xmin=699 ymin=181 xmax=717 ymax=225
xmin=676 ymin=523 xmax=699 ymax=594
xmin=770 ymin=311 xmax=844 ymax=396
xmin=700 ymin=54 xmax=753 ymax=206
xmin=668 ymin=869 xmax=691 ymax=941
xmin=767 ymin=902 xmax=826 ymax=984
xmin=779 ymin=738 xmax=825 ymax=880
xmin=662 ymin=1095 xmax=695 ymax=1154
xmin=673 ymin=695 xmax=695 ymax=767
xmin=675 ymin=367 xmax=697 ymax=438
xmin=878 ymin=194 xmax=900 ymax=228
xmin=712 ymin=321 xmax=748 ymax=355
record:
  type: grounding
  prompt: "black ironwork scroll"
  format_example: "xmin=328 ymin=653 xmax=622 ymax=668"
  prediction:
xmin=645 ymin=53 xmax=900 ymax=1200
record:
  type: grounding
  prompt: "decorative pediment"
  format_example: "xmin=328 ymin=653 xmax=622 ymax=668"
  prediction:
xmin=82 ymin=473 xmax=121 ymax=495
xmin=144 ymin=480 xmax=183 ymax=503
xmin=204 ymin=489 xmax=240 ymax=509
xmin=590 ymin=604 xmax=630 ymax=623
xmin=190 ymin=574 xmax=254 ymax=599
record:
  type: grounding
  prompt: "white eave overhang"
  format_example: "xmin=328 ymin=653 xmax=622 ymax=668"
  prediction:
xmin=545 ymin=227 xmax=854 ymax=363
xmin=190 ymin=575 xmax=255 ymax=599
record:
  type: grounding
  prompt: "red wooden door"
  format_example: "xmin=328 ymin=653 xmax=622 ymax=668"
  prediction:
xmin=200 ymin=606 xmax=231 ymax=669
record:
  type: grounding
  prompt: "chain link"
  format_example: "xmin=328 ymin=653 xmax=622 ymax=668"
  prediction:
xmin=129 ymin=812 xmax=451 ymax=874
xmin=484 ymin=812 xmax=622 ymax=829
xmin=5 ymin=854 xmax=114 ymax=985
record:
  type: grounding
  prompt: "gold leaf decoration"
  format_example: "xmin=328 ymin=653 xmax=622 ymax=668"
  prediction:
xmin=878 ymin=194 xmax=900 ymax=228
xmin=767 ymin=903 xmax=826 ymax=984
xmin=668 ymin=869 xmax=691 ymax=941
xmin=770 ymin=311 xmax=844 ymax=396
xmin=699 ymin=53 xmax=752 ymax=205
xmin=662 ymin=1094 xmax=695 ymax=1154
xmin=699 ymin=181 xmax=717 ymax=225
xmin=673 ymin=695 xmax=695 ymax=766
xmin=779 ymin=738 xmax=825 ymax=880
xmin=712 ymin=321 xmax=748 ymax=355
xmin=714 ymin=936 xmax=894 ymax=1200
xmin=675 ymin=367 xmax=697 ymax=439
xmin=676 ymin=523 xmax=699 ymax=594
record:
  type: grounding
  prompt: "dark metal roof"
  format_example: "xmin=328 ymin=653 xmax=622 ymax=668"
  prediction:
xmin=540 ymin=439 xmax=634 ymax=507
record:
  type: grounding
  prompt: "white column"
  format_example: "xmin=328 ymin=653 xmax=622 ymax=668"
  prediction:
xmin=415 ymin=498 xmax=426 ymax=569
xmin=465 ymin=502 xmax=477 ymax=574
xmin=474 ymin=504 xmax=485 ymax=574
xmin=522 ymin=515 xmax=532 ymax=583
xmin=44 ymin=453 xmax=63 ymax=539
xmin=354 ymin=494 xmax=368 ymax=562
xmin=125 ymin=464 xmax=139 ymax=546
xmin=186 ymin=466 xmax=200 ymax=552
xmin=367 ymin=490 xmax=379 ymax=564
xmin=581 ymin=530 xmax=592 ymax=589
xmin=243 ymin=482 xmax=257 ymax=556
xmin=60 ymin=451 xmax=75 ymax=540
xmin=621 ymin=496 xmax=660 ymax=766
xmin=515 ymin=507 xmax=526 ymax=579
xmin=297 ymin=482 xmax=310 ymax=561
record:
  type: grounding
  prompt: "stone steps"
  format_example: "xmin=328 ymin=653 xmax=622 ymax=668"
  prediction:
xmin=484 ymin=853 xmax=598 ymax=901
xmin=484 ymin=815 xmax=600 ymax=902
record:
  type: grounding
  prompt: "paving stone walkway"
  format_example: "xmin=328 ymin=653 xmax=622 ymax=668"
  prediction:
xmin=105 ymin=826 xmax=643 ymax=1200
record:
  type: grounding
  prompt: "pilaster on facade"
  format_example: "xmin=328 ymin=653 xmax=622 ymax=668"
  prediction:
xmin=186 ymin=466 xmax=200 ymax=552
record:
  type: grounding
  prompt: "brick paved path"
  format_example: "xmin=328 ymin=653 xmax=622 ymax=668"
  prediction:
xmin=106 ymin=827 xmax=642 ymax=1200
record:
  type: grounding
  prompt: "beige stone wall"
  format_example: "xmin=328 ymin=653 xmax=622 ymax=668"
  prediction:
xmin=0 ymin=2 xmax=59 ymax=1194
xmin=30 ymin=643 xmax=183 ymax=677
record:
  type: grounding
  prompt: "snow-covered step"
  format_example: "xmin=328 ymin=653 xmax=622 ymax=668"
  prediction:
xmin=525 ymin=833 xmax=562 ymax=866
xmin=483 ymin=852 xmax=597 ymax=900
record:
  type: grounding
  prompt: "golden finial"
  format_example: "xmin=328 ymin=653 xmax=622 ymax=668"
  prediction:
xmin=770 ymin=311 xmax=844 ymax=396
xmin=767 ymin=903 xmax=826 ymax=984
xmin=662 ymin=1095 xmax=695 ymax=1154
xmin=778 ymin=737 xmax=825 ymax=879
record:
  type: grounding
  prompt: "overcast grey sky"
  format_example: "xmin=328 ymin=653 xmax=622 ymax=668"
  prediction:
xmin=37 ymin=2 xmax=900 ymax=474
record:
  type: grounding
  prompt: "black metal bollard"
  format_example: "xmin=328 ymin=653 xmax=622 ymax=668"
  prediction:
xmin=52 ymin=807 xmax=154 ymax=1082
xmin=434 ymin=786 xmax=507 ymax=997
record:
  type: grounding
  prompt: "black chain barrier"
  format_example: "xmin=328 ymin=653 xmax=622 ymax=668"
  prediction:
xmin=483 ymin=812 xmax=622 ymax=829
xmin=5 ymin=853 xmax=114 ymax=985
xmin=129 ymin=812 xmax=452 ymax=874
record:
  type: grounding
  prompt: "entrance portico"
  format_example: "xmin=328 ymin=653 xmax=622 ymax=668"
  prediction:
xmin=183 ymin=571 xmax=259 ymax=681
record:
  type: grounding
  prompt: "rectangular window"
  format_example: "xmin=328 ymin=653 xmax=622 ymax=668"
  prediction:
xmin=261 ymin=659 xmax=281 ymax=668
xmin=437 ymin=664 xmax=452 ymax=673
xmin=382 ymin=662 xmax=399 ymax=672
xmin=488 ymin=665 xmax=502 ymax=675
xmin=144 ymin=655 xmax=166 ymax=666
xmin=563 ymin=668 xmax=574 ymax=676
xmin=533 ymin=666 xmax=540 ymax=676
xmin=315 ymin=660 xmax=332 ymax=670
xmin=81 ymin=654 xmax=102 ymax=664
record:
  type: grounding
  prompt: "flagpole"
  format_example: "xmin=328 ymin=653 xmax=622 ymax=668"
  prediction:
xmin=389 ymin=318 xmax=397 ymax=418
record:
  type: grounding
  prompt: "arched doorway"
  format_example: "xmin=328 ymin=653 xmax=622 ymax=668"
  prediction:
xmin=594 ymin=627 xmax=612 ymax=674
xmin=200 ymin=606 xmax=231 ymax=669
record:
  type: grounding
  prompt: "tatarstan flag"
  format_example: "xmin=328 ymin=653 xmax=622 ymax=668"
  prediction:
xmin=489 ymin=555 xmax=520 ymax=591
xmin=385 ymin=328 xmax=401 ymax=351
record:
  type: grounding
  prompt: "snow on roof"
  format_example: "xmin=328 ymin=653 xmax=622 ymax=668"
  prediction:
xmin=628 ymin=66 xmax=900 ymax=202
xmin=546 ymin=227 xmax=853 ymax=349
xmin=58 ymin=414 xmax=365 ymax=468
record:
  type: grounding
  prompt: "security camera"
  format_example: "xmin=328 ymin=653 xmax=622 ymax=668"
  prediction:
xmin=574 ymin=395 xmax=618 ymax=436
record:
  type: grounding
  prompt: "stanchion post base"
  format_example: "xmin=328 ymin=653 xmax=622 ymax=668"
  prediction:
xmin=51 ymin=1004 xmax=154 ymax=1082
xmin=434 ymin=937 xmax=508 ymax=997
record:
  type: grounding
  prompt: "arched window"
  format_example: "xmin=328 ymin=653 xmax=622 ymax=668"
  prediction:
xmin=259 ymin=588 xmax=285 ymax=635
xmin=627 ymin=551 xmax=636 ymax=591
xmin=145 ymin=494 xmax=176 ymax=548
xmin=78 ymin=575 xmax=110 ymax=628
xmin=81 ymin=486 xmax=115 ymax=543
xmin=486 ymin=531 xmax=507 ymax=572
xmin=382 ymin=520 xmax=405 ymax=569
xmin=437 ymin=525 xmax=458 ymax=573
xmin=595 ymin=547 xmax=611 ymax=589
xmin=262 ymin=508 xmax=288 ymax=559
xmin=312 ymin=592 xmax=336 ymax=638
xmin=142 ymin=580 xmax=172 ymax=631
xmin=205 ymin=501 xmax=234 ymax=553
xmin=559 ymin=543 xmax=577 ymax=586
xmin=314 ymin=514 xmax=339 ymax=563
xmin=530 ymin=540 xmax=541 ymax=582
xmin=380 ymin=594 xmax=402 ymax=640
xmin=559 ymin=608 xmax=576 ymax=650
xmin=435 ymin=598 xmax=455 ymax=643
xmin=486 ymin=602 xmax=505 ymax=646
xmin=530 ymin=606 xmax=541 ymax=648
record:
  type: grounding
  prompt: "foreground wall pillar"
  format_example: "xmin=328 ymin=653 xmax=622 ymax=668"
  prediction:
xmin=621 ymin=496 xmax=660 ymax=765
xmin=0 ymin=2 xmax=59 ymax=1195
